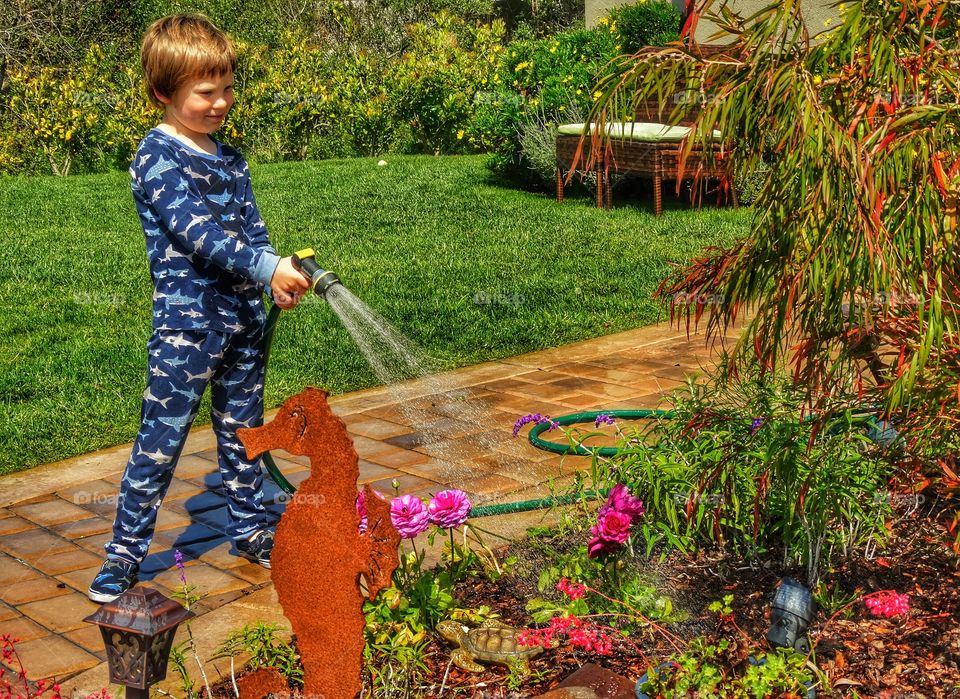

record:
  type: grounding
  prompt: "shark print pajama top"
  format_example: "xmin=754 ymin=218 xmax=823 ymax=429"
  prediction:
xmin=106 ymin=128 xmax=282 ymax=565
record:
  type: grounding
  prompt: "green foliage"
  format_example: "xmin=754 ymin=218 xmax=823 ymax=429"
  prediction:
xmin=1 ymin=44 xmax=154 ymax=175
xmin=485 ymin=20 xmax=622 ymax=180
xmin=589 ymin=373 xmax=896 ymax=584
xmin=212 ymin=622 xmax=303 ymax=685
xmin=589 ymin=0 xmax=960 ymax=424
xmin=607 ymin=0 xmax=681 ymax=53
xmin=638 ymin=643 xmax=813 ymax=697
xmin=386 ymin=13 xmax=507 ymax=154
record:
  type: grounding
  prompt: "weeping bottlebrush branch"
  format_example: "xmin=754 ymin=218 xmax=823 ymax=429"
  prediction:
xmin=579 ymin=0 xmax=960 ymax=416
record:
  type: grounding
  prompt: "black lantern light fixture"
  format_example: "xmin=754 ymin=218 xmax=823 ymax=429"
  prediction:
xmin=766 ymin=577 xmax=816 ymax=654
xmin=83 ymin=587 xmax=195 ymax=699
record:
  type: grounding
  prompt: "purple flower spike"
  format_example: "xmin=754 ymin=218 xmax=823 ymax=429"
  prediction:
xmin=512 ymin=413 xmax=560 ymax=438
xmin=750 ymin=417 xmax=764 ymax=435
xmin=356 ymin=491 xmax=368 ymax=534
xmin=595 ymin=413 xmax=616 ymax=427
xmin=174 ymin=549 xmax=186 ymax=585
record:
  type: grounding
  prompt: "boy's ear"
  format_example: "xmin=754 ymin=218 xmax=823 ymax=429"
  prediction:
xmin=153 ymin=88 xmax=172 ymax=105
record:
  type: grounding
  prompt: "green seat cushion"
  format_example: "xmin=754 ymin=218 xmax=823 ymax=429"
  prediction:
xmin=557 ymin=122 xmax=721 ymax=142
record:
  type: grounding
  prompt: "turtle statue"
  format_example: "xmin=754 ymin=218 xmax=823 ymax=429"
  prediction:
xmin=437 ymin=619 xmax=544 ymax=673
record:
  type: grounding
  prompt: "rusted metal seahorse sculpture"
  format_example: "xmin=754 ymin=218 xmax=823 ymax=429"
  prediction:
xmin=238 ymin=387 xmax=401 ymax=699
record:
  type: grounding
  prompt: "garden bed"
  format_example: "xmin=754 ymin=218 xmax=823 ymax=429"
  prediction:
xmin=210 ymin=488 xmax=959 ymax=698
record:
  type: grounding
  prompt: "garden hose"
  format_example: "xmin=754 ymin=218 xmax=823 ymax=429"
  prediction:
xmin=528 ymin=409 xmax=675 ymax=457
xmin=260 ymin=248 xmax=342 ymax=496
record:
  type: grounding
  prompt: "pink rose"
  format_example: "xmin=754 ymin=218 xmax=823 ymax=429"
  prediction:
xmin=595 ymin=508 xmax=632 ymax=544
xmin=606 ymin=484 xmax=645 ymax=522
xmin=427 ymin=489 xmax=472 ymax=529
xmin=390 ymin=494 xmax=430 ymax=539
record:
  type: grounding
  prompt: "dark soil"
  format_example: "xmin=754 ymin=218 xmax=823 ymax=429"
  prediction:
xmin=212 ymin=493 xmax=960 ymax=698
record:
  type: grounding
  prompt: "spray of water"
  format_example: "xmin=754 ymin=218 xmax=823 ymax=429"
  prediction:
xmin=324 ymin=285 xmax=539 ymax=497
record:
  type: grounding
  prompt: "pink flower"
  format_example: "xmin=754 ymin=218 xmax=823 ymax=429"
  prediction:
xmin=587 ymin=508 xmax=633 ymax=558
xmin=556 ymin=578 xmax=586 ymax=600
xmin=389 ymin=494 xmax=430 ymax=539
xmin=864 ymin=590 xmax=910 ymax=618
xmin=595 ymin=508 xmax=632 ymax=544
xmin=427 ymin=489 xmax=472 ymax=529
xmin=356 ymin=491 xmax=368 ymax=534
xmin=517 ymin=616 xmax=612 ymax=655
xmin=605 ymin=484 xmax=645 ymax=522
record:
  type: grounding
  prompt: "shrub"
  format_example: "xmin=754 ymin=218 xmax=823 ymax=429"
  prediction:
xmin=1 ymin=44 xmax=153 ymax=175
xmin=486 ymin=21 xmax=622 ymax=181
xmin=587 ymin=373 xmax=897 ymax=584
xmin=608 ymin=0 xmax=682 ymax=54
xmin=387 ymin=12 xmax=506 ymax=154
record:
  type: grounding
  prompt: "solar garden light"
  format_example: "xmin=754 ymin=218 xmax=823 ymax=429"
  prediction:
xmin=766 ymin=577 xmax=816 ymax=654
xmin=83 ymin=587 xmax=195 ymax=699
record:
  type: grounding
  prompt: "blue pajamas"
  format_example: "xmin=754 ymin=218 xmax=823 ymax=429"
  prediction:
xmin=105 ymin=127 xmax=282 ymax=567
xmin=105 ymin=327 xmax=268 ymax=565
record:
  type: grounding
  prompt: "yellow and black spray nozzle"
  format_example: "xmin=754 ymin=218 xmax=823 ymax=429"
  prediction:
xmin=292 ymin=248 xmax=341 ymax=296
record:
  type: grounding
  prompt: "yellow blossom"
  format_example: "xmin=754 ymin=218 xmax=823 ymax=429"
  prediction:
xmin=457 ymin=129 xmax=464 ymax=139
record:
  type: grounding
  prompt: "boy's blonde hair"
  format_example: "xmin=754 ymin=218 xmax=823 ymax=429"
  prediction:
xmin=141 ymin=14 xmax=237 ymax=108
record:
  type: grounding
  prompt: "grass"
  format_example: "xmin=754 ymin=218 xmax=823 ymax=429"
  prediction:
xmin=0 ymin=155 xmax=749 ymax=474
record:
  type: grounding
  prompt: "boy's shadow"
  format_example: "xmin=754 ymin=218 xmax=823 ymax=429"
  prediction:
xmin=138 ymin=470 xmax=288 ymax=580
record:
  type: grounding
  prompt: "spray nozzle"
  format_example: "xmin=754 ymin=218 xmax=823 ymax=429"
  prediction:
xmin=292 ymin=248 xmax=342 ymax=297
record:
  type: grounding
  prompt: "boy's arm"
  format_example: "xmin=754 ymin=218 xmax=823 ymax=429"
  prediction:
xmin=238 ymin=158 xmax=275 ymax=256
xmin=132 ymin=146 xmax=279 ymax=287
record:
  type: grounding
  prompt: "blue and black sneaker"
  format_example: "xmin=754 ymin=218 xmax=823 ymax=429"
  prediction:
xmin=235 ymin=529 xmax=274 ymax=569
xmin=87 ymin=558 xmax=139 ymax=604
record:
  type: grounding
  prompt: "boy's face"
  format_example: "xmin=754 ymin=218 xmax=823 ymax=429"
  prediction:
xmin=158 ymin=70 xmax=234 ymax=139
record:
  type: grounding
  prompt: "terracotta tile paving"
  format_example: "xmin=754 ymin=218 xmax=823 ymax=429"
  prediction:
xmin=0 ymin=576 xmax=72 ymax=606
xmin=0 ymin=615 xmax=51 ymax=643
xmin=0 ymin=516 xmax=35 ymax=537
xmin=0 ymin=552 xmax=41 ymax=585
xmin=0 ymin=322 xmax=734 ymax=687
xmin=3 ymin=635 xmax=99 ymax=680
xmin=0 ymin=603 xmax=19 ymax=622
xmin=18 ymin=591 xmax=100 ymax=633
xmin=32 ymin=547 xmax=103 ymax=576
xmin=50 ymin=517 xmax=113 ymax=540
xmin=10 ymin=498 xmax=94 ymax=527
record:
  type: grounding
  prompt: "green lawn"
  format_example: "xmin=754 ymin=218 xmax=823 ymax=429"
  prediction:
xmin=0 ymin=155 xmax=749 ymax=474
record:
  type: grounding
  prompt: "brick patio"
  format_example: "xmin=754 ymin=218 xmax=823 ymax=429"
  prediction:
xmin=0 ymin=322 xmax=735 ymax=693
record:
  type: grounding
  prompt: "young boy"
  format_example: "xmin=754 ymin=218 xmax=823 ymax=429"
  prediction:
xmin=88 ymin=14 xmax=310 ymax=603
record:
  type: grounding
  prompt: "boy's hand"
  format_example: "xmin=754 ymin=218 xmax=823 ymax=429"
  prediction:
xmin=270 ymin=257 xmax=311 ymax=310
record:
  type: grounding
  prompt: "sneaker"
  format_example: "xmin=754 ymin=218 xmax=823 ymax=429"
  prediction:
xmin=235 ymin=529 xmax=274 ymax=569
xmin=88 ymin=558 xmax=139 ymax=604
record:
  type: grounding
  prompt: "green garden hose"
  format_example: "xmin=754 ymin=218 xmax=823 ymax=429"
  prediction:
xmin=528 ymin=409 xmax=675 ymax=457
xmin=260 ymin=303 xmax=295 ymax=494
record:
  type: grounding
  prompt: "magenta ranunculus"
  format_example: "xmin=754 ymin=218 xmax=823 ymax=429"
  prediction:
xmin=390 ymin=494 xmax=430 ymax=539
xmin=606 ymin=484 xmax=645 ymax=522
xmin=428 ymin=489 xmax=472 ymax=529
xmin=356 ymin=491 xmax=368 ymax=534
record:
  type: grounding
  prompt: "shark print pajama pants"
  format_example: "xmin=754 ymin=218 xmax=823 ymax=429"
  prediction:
xmin=105 ymin=326 xmax=269 ymax=565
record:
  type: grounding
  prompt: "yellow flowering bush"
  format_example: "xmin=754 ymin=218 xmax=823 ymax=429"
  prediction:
xmin=2 ymin=45 xmax=153 ymax=175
